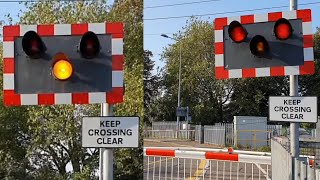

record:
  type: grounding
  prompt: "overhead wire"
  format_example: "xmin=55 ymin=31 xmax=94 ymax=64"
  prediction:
xmin=0 ymin=0 xmax=95 ymax=2
xmin=144 ymin=0 xmax=222 ymax=9
xmin=144 ymin=1 xmax=320 ymax=21
xmin=143 ymin=1 xmax=319 ymax=35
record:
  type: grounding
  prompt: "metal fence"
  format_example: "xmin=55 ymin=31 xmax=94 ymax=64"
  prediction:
xmin=204 ymin=125 xmax=226 ymax=146
xmin=267 ymin=125 xmax=282 ymax=136
xmin=144 ymin=148 xmax=272 ymax=180
xmin=152 ymin=121 xmax=177 ymax=130
xmin=149 ymin=121 xmax=284 ymax=148
xmin=272 ymin=137 xmax=320 ymax=180
xmin=144 ymin=129 xmax=196 ymax=140
xmin=195 ymin=125 xmax=203 ymax=143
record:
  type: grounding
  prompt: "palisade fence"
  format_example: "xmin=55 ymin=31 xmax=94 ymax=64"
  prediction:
xmin=146 ymin=121 xmax=307 ymax=148
xmin=195 ymin=125 xmax=202 ymax=143
xmin=145 ymin=121 xmax=195 ymax=140
xmin=272 ymin=137 xmax=320 ymax=180
xmin=204 ymin=125 xmax=226 ymax=146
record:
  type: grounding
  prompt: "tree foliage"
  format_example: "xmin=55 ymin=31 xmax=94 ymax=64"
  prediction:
xmin=151 ymin=17 xmax=233 ymax=124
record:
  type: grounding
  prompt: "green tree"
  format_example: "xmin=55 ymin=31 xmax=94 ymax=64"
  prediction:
xmin=226 ymin=77 xmax=288 ymax=121
xmin=144 ymin=50 xmax=161 ymax=125
xmin=155 ymin=17 xmax=233 ymax=124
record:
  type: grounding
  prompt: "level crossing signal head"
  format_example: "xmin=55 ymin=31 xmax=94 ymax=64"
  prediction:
xmin=3 ymin=22 xmax=125 ymax=106
xmin=214 ymin=9 xmax=314 ymax=79
xmin=228 ymin=21 xmax=247 ymax=43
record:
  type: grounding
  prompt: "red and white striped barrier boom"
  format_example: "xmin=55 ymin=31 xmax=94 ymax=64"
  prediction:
xmin=144 ymin=148 xmax=271 ymax=165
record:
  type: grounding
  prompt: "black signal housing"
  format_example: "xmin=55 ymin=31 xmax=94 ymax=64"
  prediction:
xmin=79 ymin=31 xmax=101 ymax=59
xmin=250 ymin=35 xmax=270 ymax=57
xmin=22 ymin=31 xmax=46 ymax=59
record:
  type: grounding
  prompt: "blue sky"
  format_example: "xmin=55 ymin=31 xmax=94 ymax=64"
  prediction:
xmin=144 ymin=0 xmax=320 ymax=72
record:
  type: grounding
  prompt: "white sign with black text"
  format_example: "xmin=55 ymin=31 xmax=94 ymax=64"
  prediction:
xmin=82 ymin=117 xmax=139 ymax=148
xmin=269 ymin=96 xmax=317 ymax=123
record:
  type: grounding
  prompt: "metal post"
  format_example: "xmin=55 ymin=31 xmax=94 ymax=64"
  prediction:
xmin=99 ymin=103 xmax=113 ymax=180
xmin=289 ymin=1 xmax=300 ymax=179
xmin=99 ymin=105 xmax=103 ymax=180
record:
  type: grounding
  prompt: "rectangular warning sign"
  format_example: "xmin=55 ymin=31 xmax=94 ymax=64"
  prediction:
xmin=82 ymin=116 xmax=139 ymax=148
xmin=269 ymin=96 xmax=317 ymax=123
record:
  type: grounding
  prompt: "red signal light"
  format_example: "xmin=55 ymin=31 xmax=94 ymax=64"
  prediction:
xmin=250 ymin=35 xmax=269 ymax=57
xmin=228 ymin=21 xmax=247 ymax=43
xmin=22 ymin=31 xmax=46 ymax=59
xmin=274 ymin=18 xmax=293 ymax=40
xmin=79 ymin=31 xmax=100 ymax=59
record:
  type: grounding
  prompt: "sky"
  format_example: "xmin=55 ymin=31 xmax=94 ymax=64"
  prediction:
xmin=144 ymin=0 xmax=320 ymax=73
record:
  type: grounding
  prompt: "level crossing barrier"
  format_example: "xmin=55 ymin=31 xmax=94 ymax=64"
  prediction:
xmin=143 ymin=147 xmax=271 ymax=180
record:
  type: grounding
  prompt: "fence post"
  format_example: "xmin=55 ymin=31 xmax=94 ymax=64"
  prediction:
xmin=301 ymin=161 xmax=307 ymax=180
xmin=223 ymin=123 xmax=228 ymax=146
xmin=235 ymin=130 xmax=238 ymax=148
xmin=307 ymin=164 xmax=314 ymax=180
xmin=295 ymin=158 xmax=300 ymax=180
xmin=200 ymin=126 xmax=204 ymax=144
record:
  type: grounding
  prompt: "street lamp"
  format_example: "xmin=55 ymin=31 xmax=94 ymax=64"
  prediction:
xmin=161 ymin=34 xmax=182 ymax=130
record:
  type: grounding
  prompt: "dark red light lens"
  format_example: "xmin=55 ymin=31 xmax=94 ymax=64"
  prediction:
xmin=228 ymin=21 xmax=247 ymax=43
xmin=274 ymin=18 xmax=293 ymax=40
xmin=22 ymin=31 xmax=46 ymax=58
xmin=30 ymin=40 xmax=40 ymax=52
xmin=79 ymin=31 xmax=100 ymax=59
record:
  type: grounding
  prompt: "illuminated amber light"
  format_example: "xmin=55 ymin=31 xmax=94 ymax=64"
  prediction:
xmin=52 ymin=53 xmax=73 ymax=80
xmin=250 ymin=35 xmax=269 ymax=57
xmin=257 ymin=42 xmax=265 ymax=52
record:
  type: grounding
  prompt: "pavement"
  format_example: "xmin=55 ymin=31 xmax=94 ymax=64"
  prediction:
xmin=143 ymin=139 xmax=272 ymax=180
